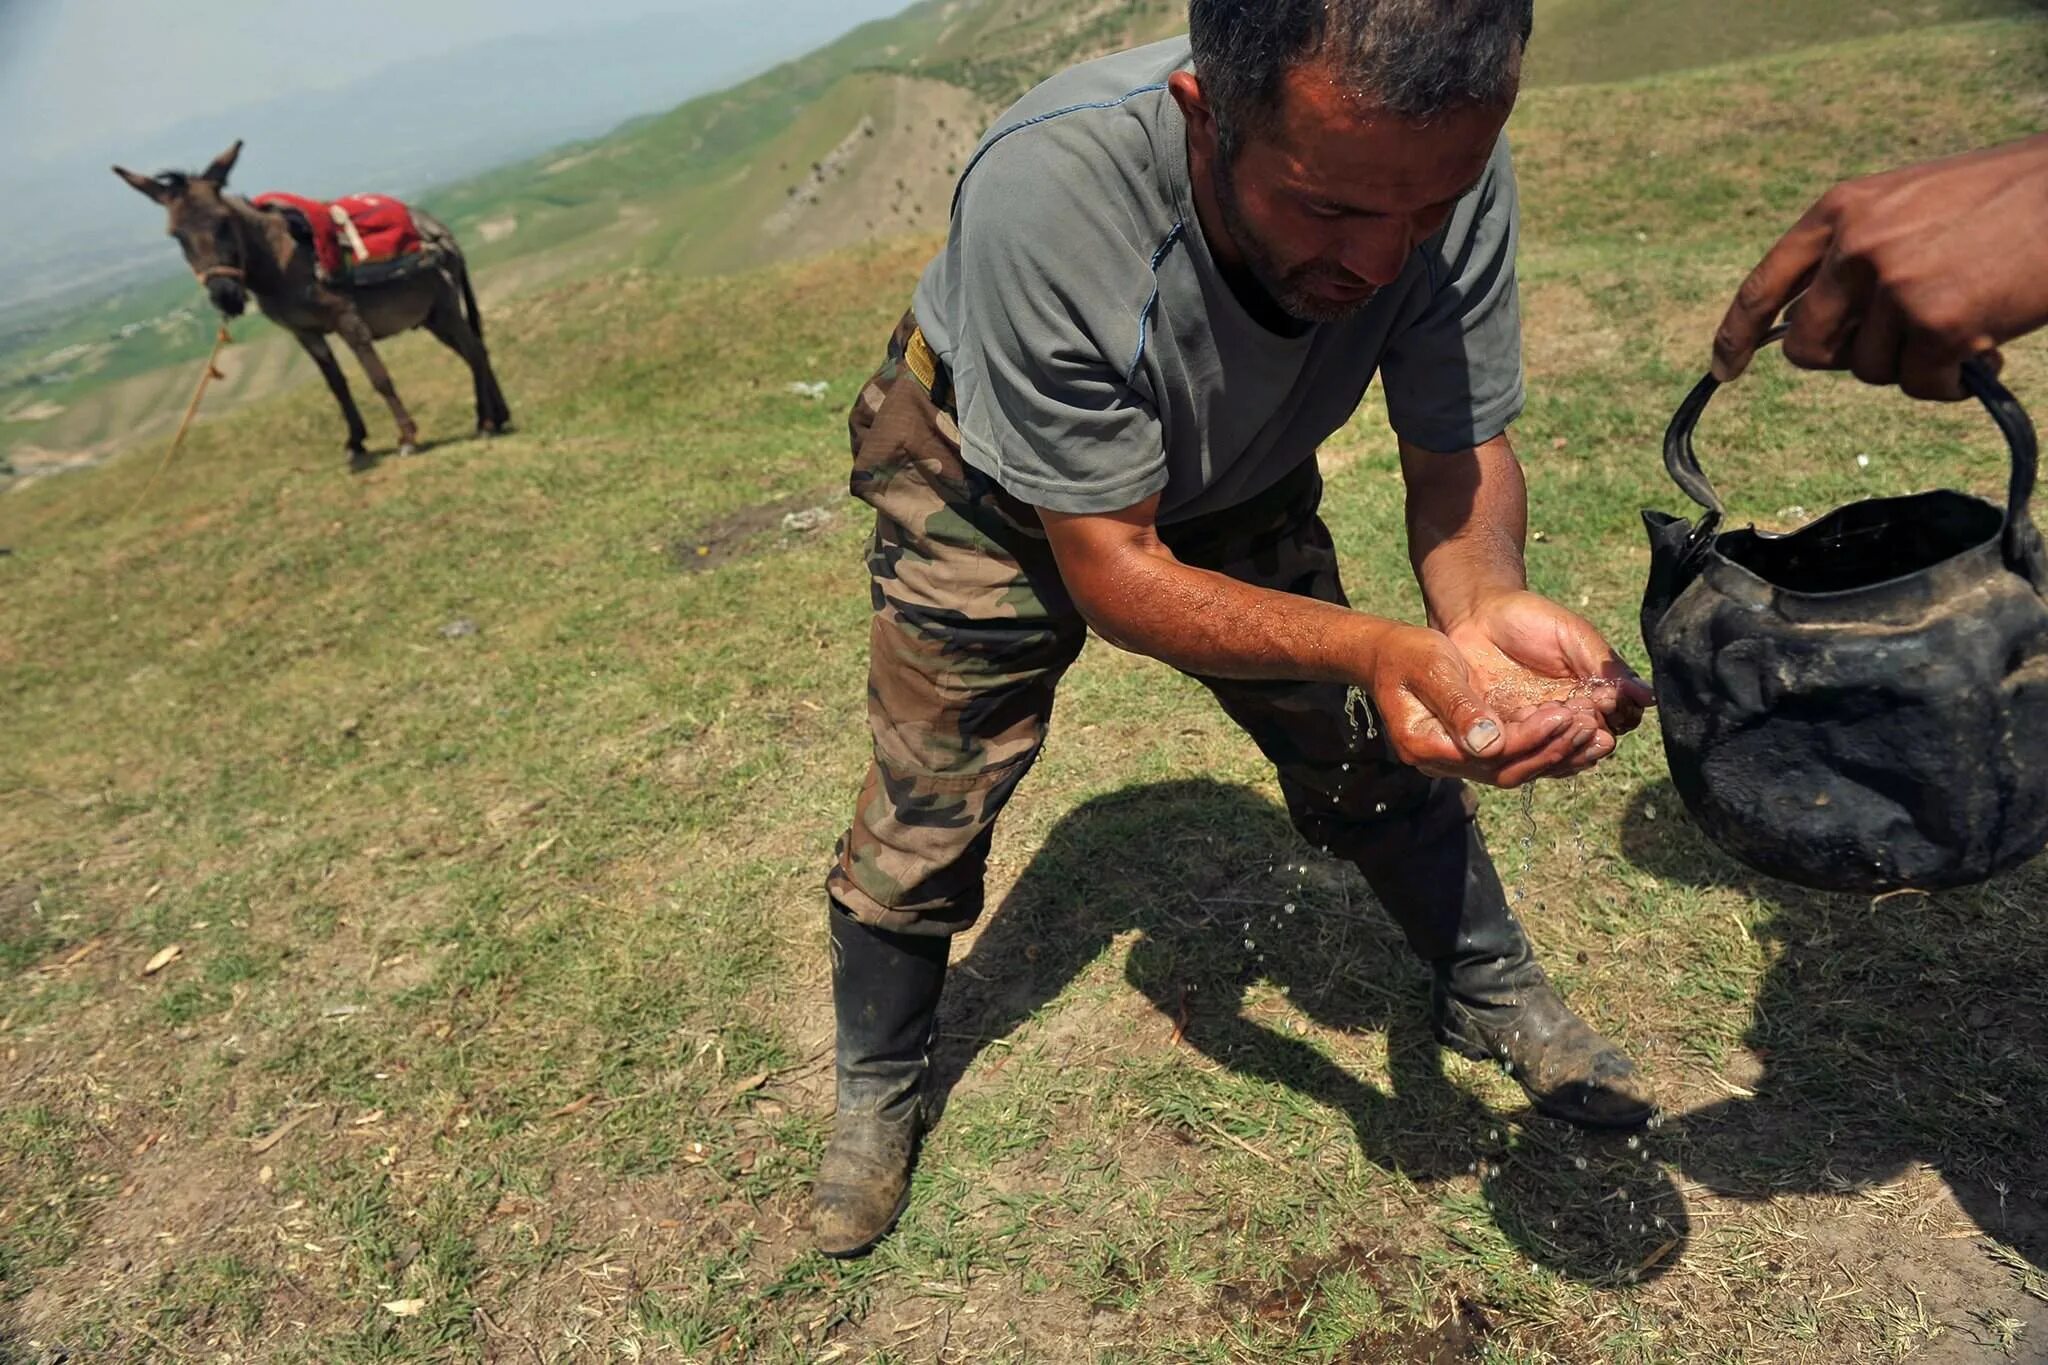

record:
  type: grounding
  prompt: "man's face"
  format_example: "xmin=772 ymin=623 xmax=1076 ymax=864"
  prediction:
xmin=1196 ymin=61 xmax=1512 ymax=323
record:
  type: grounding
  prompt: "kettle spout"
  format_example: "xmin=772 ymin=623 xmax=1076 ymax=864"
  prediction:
xmin=1641 ymin=509 xmax=1705 ymax=652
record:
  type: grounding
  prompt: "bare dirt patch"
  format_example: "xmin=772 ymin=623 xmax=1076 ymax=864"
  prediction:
xmin=11 ymin=1111 xmax=281 ymax=1352
xmin=669 ymin=485 xmax=845 ymax=572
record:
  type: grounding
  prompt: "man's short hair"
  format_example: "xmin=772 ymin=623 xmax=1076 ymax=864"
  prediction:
xmin=1188 ymin=0 xmax=1534 ymax=156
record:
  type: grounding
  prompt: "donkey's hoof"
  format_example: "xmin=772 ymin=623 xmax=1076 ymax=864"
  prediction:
xmin=397 ymin=442 xmax=420 ymax=458
xmin=347 ymin=446 xmax=374 ymax=473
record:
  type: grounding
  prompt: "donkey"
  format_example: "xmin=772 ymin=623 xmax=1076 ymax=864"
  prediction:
xmin=115 ymin=141 xmax=511 ymax=471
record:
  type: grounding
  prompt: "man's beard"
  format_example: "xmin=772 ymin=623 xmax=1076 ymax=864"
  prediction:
xmin=1213 ymin=158 xmax=1378 ymax=325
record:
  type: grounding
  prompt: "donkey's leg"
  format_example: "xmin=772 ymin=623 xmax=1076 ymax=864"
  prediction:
xmin=297 ymin=331 xmax=372 ymax=468
xmin=336 ymin=312 xmax=422 ymax=455
xmin=480 ymin=347 xmax=512 ymax=432
xmin=478 ymin=338 xmax=511 ymax=432
xmin=423 ymin=294 xmax=499 ymax=437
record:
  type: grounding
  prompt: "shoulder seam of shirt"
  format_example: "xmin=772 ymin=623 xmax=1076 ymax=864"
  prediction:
xmin=1125 ymin=221 xmax=1187 ymax=385
xmin=950 ymin=82 xmax=1170 ymax=215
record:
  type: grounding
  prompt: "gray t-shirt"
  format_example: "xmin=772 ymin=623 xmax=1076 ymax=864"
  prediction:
xmin=912 ymin=37 xmax=1525 ymax=523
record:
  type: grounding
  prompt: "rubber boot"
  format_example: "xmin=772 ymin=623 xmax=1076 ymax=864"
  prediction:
xmin=1355 ymin=816 xmax=1655 ymax=1130
xmin=813 ymin=901 xmax=948 ymax=1258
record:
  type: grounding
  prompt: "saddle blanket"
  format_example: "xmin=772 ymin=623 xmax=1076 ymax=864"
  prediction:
xmin=252 ymin=191 xmax=425 ymax=278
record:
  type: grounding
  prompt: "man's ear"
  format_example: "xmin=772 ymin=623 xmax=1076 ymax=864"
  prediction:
xmin=201 ymin=139 xmax=243 ymax=186
xmin=113 ymin=165 xmax=172 ymax=203
xmin=1168 ymin=70 xmax=1217 ymax=147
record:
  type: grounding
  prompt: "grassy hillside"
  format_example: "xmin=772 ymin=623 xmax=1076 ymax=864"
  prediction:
xmin=4 ymin=15 xmax=2047 ymax=1361
xmin=6 ymin=0 xmax=2033 ymax=480
xmin=1524 ymin=0 xmax=2044 ymax=84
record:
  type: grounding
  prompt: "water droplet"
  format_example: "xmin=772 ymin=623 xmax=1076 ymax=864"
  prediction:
xmin=1573 ymin=1156 xmax=1588 ymax=1170
xmin=1373 ymin=802 xmax=1387 ymax=815
xmin=1244 ymin=938 xmax=1256 ymax=950
xmin=1283 ymin=903 xmax=1295 ymax=914
xmin=1626 ymin=1136 xmax=1640 ymax=1150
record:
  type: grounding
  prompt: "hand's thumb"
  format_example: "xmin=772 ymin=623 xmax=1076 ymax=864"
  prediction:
xmin=1414 ymin=652 xmax=1503 ymax=757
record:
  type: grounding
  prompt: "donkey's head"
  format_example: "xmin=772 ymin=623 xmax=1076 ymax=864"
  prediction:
xmin=114 ymin=141 xmax=251 ymax=317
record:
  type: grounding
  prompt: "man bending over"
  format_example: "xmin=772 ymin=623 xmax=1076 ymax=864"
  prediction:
xmin=817 ymin=0 xmax=1657 ymax=1258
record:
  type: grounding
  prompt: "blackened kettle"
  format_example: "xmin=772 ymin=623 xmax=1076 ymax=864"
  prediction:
xmin=1641 ymin=333 xmax=2048 ymax=893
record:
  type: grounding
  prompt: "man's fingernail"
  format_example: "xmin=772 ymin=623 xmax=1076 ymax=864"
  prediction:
xmin=1465 ymin=719 xmax=1501 ymax=753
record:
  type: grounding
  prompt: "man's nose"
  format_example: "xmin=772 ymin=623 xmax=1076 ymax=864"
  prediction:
xmin=1340 ymin=222 xmax=1419 ymax=287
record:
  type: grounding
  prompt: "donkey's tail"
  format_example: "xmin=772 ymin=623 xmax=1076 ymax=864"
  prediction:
xmin=415 ymin=209 xmax=485 ymax=344
xmin=458 ymin=259 xmax=485 ymax=345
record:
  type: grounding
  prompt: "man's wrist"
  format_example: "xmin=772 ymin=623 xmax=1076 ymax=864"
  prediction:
xmin=1426 ymin=578 xmax=1529 ymax=634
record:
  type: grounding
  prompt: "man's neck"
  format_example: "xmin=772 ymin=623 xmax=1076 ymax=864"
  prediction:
xmin=1185 ymin=136 xmax=1312 ymax=338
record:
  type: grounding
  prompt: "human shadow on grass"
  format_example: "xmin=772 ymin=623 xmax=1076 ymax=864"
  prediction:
xmin=927 ymin=778 xmax=1690 ymax=1287
xmin=1620 ymin=778 xmax=2048 ymax=1270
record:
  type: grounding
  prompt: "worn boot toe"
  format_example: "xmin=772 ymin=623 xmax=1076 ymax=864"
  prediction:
xmin=813 ymin=1113 xmax=919 ymax=1258
xmin=1437 ymin=984 xmax=1656 ymax=1130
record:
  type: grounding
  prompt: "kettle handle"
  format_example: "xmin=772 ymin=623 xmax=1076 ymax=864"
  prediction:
xmin=1662 ymin=324 xmax=2043 ymax=575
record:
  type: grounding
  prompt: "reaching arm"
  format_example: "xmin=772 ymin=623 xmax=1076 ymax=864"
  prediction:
xmin=1712 ymin=133 xmax=2048 ymax=400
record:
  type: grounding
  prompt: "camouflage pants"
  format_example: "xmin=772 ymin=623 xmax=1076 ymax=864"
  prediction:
xmin=829 ymin=315 xmax=1477 ymax=935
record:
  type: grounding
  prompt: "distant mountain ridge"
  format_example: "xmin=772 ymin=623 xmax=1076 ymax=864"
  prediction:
xmin=0 ymin=2 xmax=907 ymax=325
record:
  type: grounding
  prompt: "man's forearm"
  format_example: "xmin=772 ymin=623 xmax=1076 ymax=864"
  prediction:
xmin=1076 ymin=548 xmax=1404 ymax=683
xmin=1402 ymin=435 xmax=1528 ymax=628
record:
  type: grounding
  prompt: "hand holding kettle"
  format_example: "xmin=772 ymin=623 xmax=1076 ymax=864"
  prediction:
xmin=1712 ymin=133 xmax=2048 ymax=401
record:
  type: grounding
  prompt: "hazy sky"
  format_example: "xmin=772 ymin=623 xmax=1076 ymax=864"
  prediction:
xmin=0 ymin=0 xmax=911 ymax=164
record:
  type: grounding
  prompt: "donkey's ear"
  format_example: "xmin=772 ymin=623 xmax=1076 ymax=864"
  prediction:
xmin=201 ymin=139 xmax=243 ymax=186
xmin=113 ymin=166 xmax=171 ymax=203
